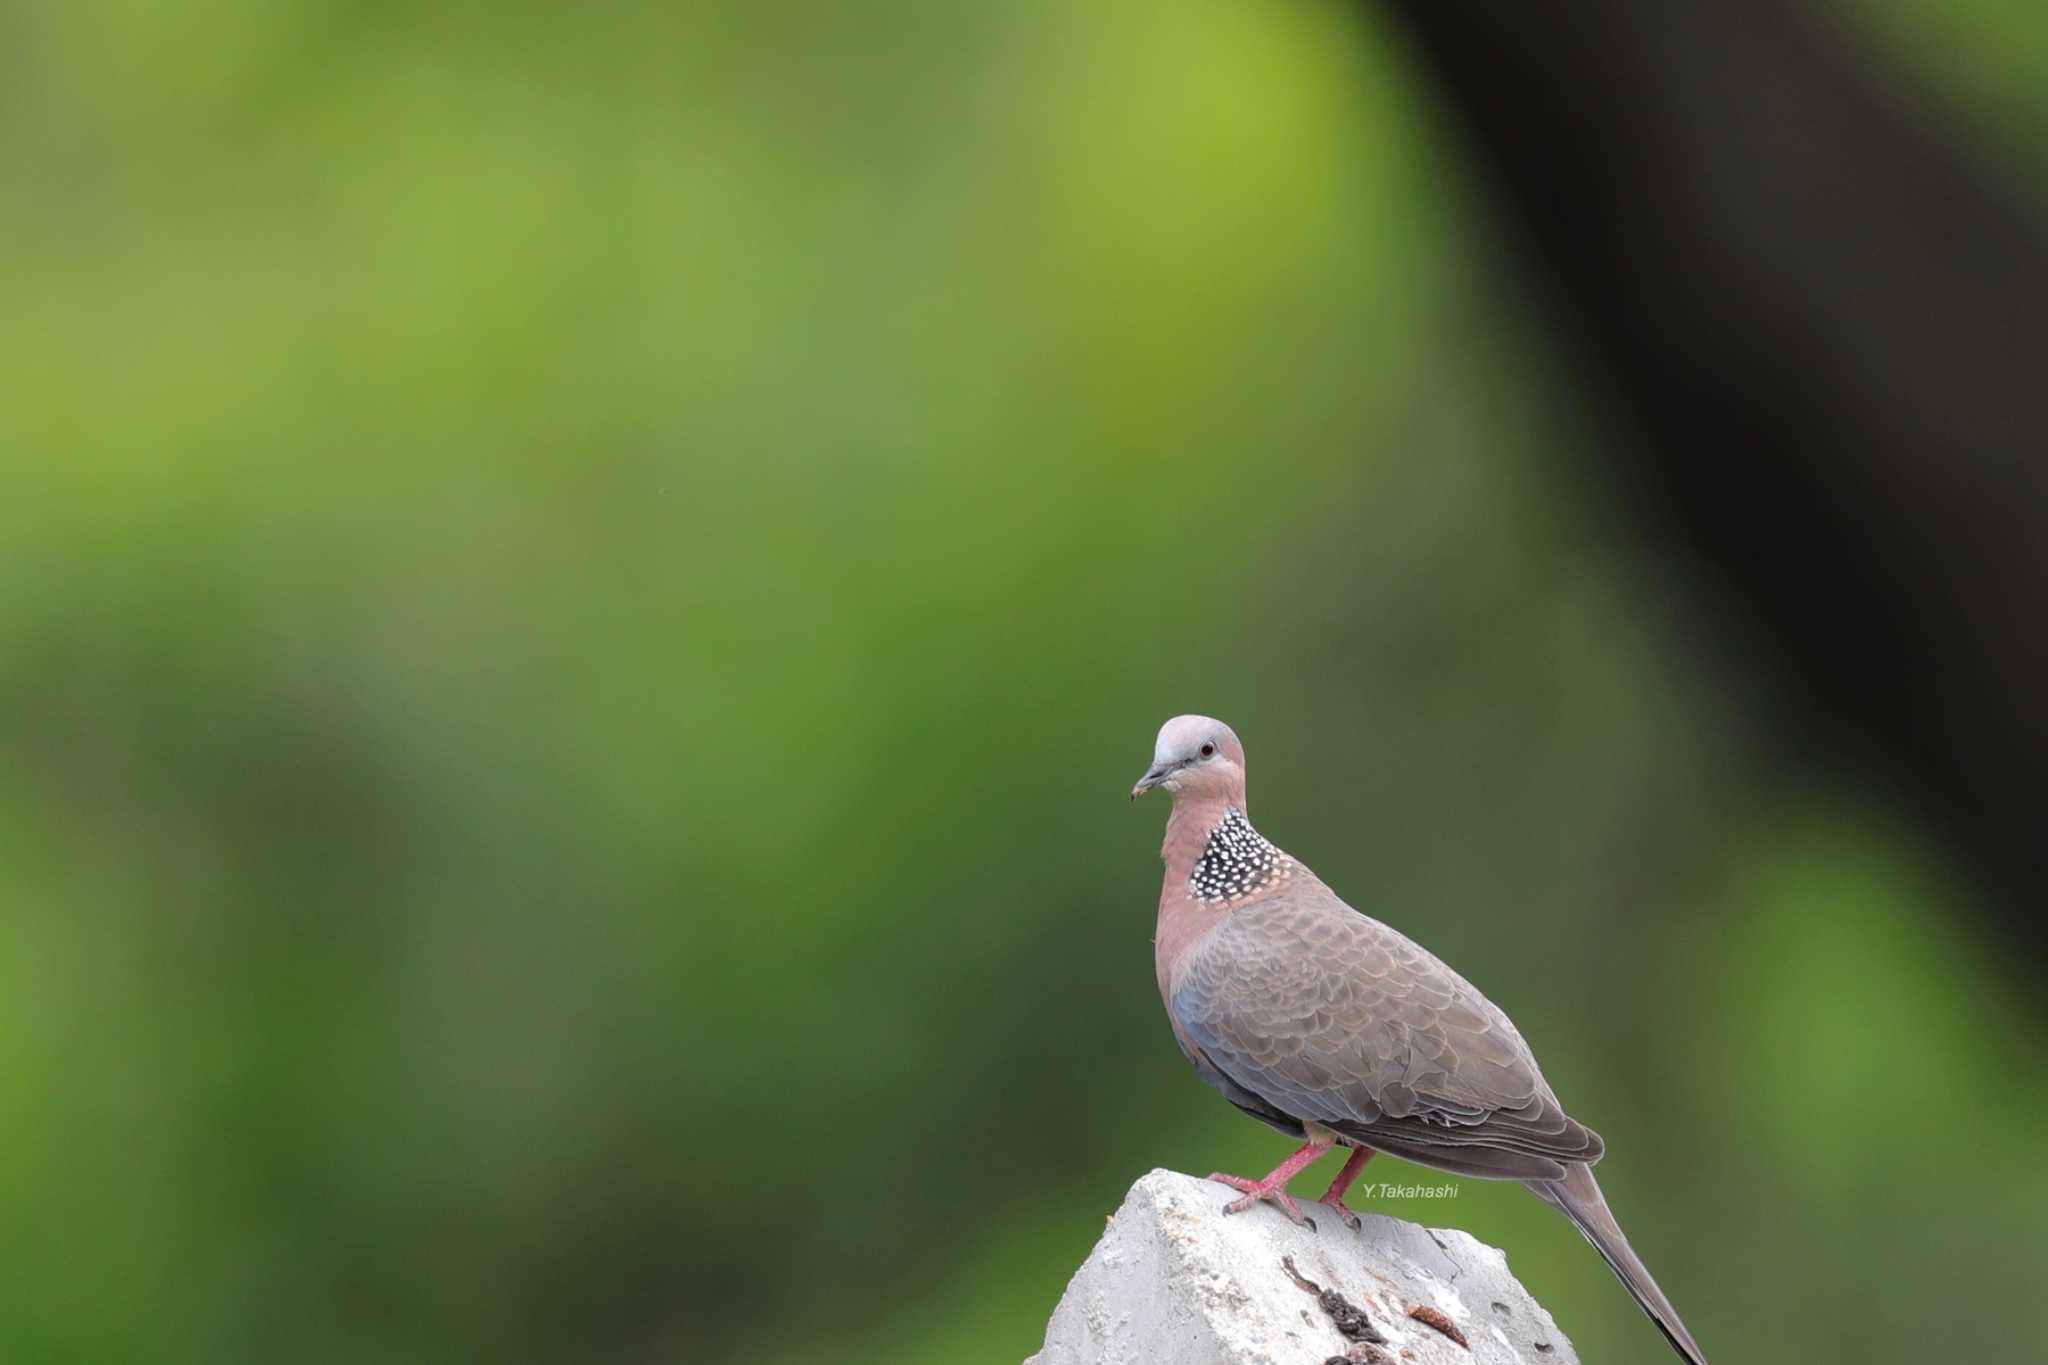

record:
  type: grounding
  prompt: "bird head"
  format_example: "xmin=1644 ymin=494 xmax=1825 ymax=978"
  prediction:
xmin=1131 ymin=715 xmax=1247 ymax=802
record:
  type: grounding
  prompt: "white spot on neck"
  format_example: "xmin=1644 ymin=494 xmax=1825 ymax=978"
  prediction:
xmin=1189 ymin=809 xmax=1284 ymax=903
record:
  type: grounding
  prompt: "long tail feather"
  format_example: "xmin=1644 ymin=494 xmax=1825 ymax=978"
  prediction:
xmin=1523 ymin=1163 xmax=1709 ymax=1365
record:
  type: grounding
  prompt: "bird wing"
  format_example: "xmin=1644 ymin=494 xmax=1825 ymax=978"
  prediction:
xmin=1169 ymin=887 xmax=1603 ymax=1180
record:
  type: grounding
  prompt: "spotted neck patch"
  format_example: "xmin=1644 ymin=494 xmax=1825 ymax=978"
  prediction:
xmin=1191 ymin=809 xmax=1286 ymax=903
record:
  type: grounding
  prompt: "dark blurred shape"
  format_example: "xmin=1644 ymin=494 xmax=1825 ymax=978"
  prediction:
xmin=1369 ymin=0 xmax=2048 ymax=945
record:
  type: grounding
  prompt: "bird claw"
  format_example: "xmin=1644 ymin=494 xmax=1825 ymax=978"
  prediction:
xmin=1207 ymin=1172 xmax=1317 ymax=1230
xmin=1323 ymin=1199 xmax=1362 ymax=1232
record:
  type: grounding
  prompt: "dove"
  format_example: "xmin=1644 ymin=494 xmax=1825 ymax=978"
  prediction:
xmin=1134 ymin=714 xmax=1709 ymax=1365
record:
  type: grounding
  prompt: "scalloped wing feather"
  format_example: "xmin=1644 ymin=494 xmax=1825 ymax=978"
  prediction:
xmin=1169 ymin=885 xmax=1604 ymax=1174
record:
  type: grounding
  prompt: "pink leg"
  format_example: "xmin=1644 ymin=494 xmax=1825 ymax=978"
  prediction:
xmin=1206 ymin=1138 xmax=1333 ymax=1228
xmin=1315 ymin=1146 xmax=1376 ymax=1231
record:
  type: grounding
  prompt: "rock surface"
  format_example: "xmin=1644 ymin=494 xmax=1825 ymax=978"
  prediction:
xmin=1025 ymin=1169 xmax=1577 ymax=1365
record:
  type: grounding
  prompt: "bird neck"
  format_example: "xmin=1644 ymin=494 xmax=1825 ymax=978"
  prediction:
xmin=1186 ymin=808 xmax=1283 ymax=902
xmin=1154 ymin=798 xmax=1284 ymax=1001
xmin=1161 ymin=793 xmax=1239 ymax=873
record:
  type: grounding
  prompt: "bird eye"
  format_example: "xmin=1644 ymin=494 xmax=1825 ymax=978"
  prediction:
xmin=1199 ymin=742 xmax=1216 ymax=758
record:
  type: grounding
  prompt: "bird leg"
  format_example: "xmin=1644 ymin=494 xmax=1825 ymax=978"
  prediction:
xmin=1315 ymin=1146 xmax=1376 ymax=1231
xmin=1206 ymin=1138 xmax=1333 ymax=1228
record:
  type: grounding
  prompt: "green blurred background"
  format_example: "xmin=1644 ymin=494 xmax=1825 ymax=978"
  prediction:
xmin=4 ymin=2 xmax=2043 ymax=1362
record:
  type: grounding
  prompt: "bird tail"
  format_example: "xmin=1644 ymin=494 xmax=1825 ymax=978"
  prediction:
xmin=1522 ymin=1162 xmax=1709 ymax=1365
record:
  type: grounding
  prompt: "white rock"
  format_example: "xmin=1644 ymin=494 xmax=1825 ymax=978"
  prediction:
xmin=1025 ymin=1169 xmax=1577 ymax=1365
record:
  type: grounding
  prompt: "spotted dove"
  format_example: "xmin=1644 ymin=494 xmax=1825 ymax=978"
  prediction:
xmin=1134 ymin=714 xmax=1709 ymax=1365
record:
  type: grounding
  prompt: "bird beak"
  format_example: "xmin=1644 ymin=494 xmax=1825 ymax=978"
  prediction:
xmin=1131 ymin=763 xmax=1171 ymax=800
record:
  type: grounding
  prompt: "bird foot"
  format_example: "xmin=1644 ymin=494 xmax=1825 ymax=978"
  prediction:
xmin=1206 ymin=1171 xmax=1318 ymax=1230
xmin=1314 ymin=1146 xmax=1376 ymax=1232
xmin=1319 ymin=1196 xmax=1363 ymax=1232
